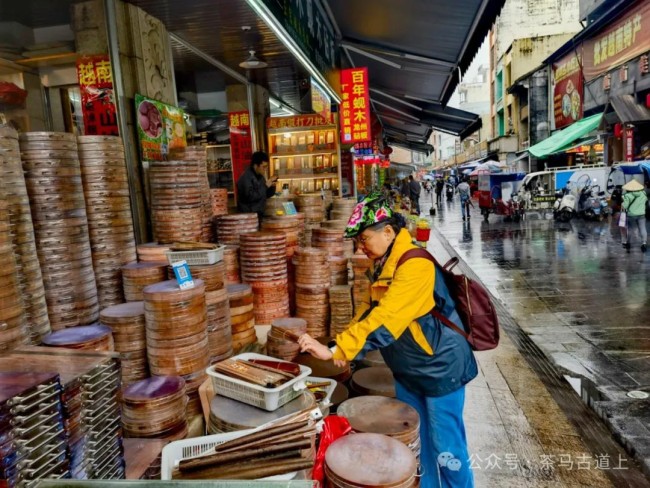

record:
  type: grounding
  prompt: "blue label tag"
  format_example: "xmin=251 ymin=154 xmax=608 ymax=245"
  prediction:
xmin=283 ymin=202 xmax=298 ymax=215
xmin=172 ymin=260 xmax=194 ymax=290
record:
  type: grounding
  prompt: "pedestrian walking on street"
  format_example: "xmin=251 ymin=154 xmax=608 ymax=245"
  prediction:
xmin=236 ymin=151 xmax=277 ymax=220
xmin=299 ymin=192 xmax=477 ymax=488
xmin=409 ymin=175 xmax=422 ymax=214
xmin=621 ymin=179 xmax=648 ymax=252
xmin=457 ymin=179 xmax=472 ymax=221
xmin=435 ymin=177 xmax=444 ymax=205
xmin=400 ymin=177 xmax=410 ymax=199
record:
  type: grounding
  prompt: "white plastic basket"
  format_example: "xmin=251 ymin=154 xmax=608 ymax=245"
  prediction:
xmin=165 ymin=246 xmax=224 ymax=266
xmin=160 ymin=427 xmax=297 ymax=481
xmin=206 ymin=353 xmax=312 ymax=412
xmin=305 ymin=376 xmax=336 ymax=409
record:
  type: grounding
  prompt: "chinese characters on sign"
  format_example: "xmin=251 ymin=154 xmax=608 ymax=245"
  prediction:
xmin=467 ymin=452 xmax=628 ymax=471
xmin=229 ymin=111 xmax=253 ymax=186
xmin=582 ymin=0 xmax=650 ymax=81
xmin=134 ymin=94 xmax=186 ymax=162
xmin=266 ymin=114 xmax=331 ymax=129
xmin=76 ymin=55 xmax=118 ymax=136
xmin=553 ymin=52 xmax=584 ymax=129
xmin=340 ymin=67 xmax=371 ymax=144
xmin=311 ymin=78 xmax=332 ymax=123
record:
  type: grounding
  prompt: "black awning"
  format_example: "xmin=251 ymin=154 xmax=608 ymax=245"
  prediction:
xmin=610 ymin=95 xmax=650 ymax=124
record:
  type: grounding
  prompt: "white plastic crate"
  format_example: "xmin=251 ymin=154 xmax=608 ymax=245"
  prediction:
xmin=160 ymin=427 xmax=297 ymax=481
xmin=165 ymin=246 xmax=224 ymax=266
xmin=206 ymin=353 xmax=312 ymax=412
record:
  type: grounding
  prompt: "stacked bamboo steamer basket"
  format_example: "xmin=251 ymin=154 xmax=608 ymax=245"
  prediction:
xmin=329 ymin=285 xmax=354 ymax=335
xmin=137 ymin=243 xmax=170 ymax=262
xmin=0 ymin=184 xmax=29 ymax=351
xmin=0 ymin=126 xmax=50 ymax=342
xmin=293 ymin=247 xmax=330 ymax=337
xmin=78 ymin=135 xmax=137 ymax=308
xmin=266 ymin=317 xmax=307 ymax=361
xmin=214 ymin=213 xmax=258 ymax=245
xmin=226 ymin=284 xmax=256 ymax=351
xmin=149 ymin=160 xmax=203 ymax=244
xmin=295 ymin=193 xmax=325 ymax=244
xmin=19 ymin=132 xmax=99 ymax=330
xmin=239 ymin=232 xmax=290 ymax=324
xmin=223 ymin=245 xmax=241 ymax=284
xmin=41 ymin=324 xmax=114 ymax=352
xmin=170 ymin=147 xmax=213 ymax=242
xmin=330 ymin=198 xmax=357 ymax=221
xmin=120 ymin=376 xmax=189 ymax=441
xmin=311 ymin=227 xmax=348 ymax=286
xmin=121 ymin=261 xmax=168 ymax=301
xmin=143 ymin=280 xmax=209 ymax=419
xmin=100 ymin=302 xmax=149 ymax=385
xmin=351 ymin=252 xmax=373 ymax=315
xmin=210 ymin=188 xmax=228 ymax=217
xmin=321 ymin=218 xmax=355 ymax=257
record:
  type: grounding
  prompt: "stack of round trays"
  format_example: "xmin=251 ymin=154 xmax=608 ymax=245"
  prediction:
xmin=210 ymin=188 xmax=229 ymax=217
xmin=121 ymin=261 xmax=168 ymax=301
xmin=263 ymin=195 xmax=293 ymax=218
xmin=0 ymin=126 xmax=50 ymax=342
xmin=136 ymin=243 xmax=170 ymax=262
xmin=293 ymin=247 xmax=330 ymax=337
xmin=239 ymin=232 xmax=289 ymax=325
xmin=41 ymin=324 xmax=114 ymax=352
xmin=351 ymin=253 xmax=373 ymax=316
xmin=78 ymin=135 xmax=137 ymax=308
xmin=19 ymin=132 xmax=99 ymax=330
xmin=321 ymin=219 xmax=355 ymax=257
xmin=0 ymin=190 xmax=29 ymax=351
xmin=214 ymin=213 xmax=258 ymax=245
xmin=312 ymin=227 xmax=348 ymax=286
xmin=337 ymin=396 xmax=420 ymax=457
xmin=149 ymin=160 xmax=203 ymax=244
xmin=329 ymin=285 xmax=354 ymax=335
xmin=266 ymin=317 xmax=307 ymax=361
xmin=330 ymin=198 xmax=357 ymax=221
xmin=350 ymin=366 xmax=395 ymax=398
xmin=166 ymin=261 xmax=225 ymax=292
xmin=223 ymin=245 xmax=241 ymax=284
xmin=295 ymin=193 xmax=325 ymax=245
xmin=120 ymin=376 xmax=188 ymax=440
xmin=99 ymin=302 xmax=149 ymax=385
xmin=170 ymin=147 xmax=213 ymax=242
xmin=143 ymin=279 xmax=209 ymax=419
xmin=325 ymin=433 xmax=418 ymax=488
xmin=226 ymin=284 xmax=256 ymax=351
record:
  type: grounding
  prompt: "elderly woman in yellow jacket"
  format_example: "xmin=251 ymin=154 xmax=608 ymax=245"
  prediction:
xmin=299 ymin=192 xmax=477 ymax=488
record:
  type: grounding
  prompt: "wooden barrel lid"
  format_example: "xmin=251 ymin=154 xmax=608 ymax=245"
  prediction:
xmin=350 ymin=366 xmax=395 ymax=397
xmin=337 ymin=396 xmax=419 ymax=437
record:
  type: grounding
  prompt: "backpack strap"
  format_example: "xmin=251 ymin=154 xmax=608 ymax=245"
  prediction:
xmin=395 ymin=249 xmax=470 ymax=341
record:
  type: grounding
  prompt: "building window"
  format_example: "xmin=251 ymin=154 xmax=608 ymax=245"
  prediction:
xmin=497 ymin=110 xmax=505 ymax=137
xmin=495 ymin=71 xmax=503 ymax=102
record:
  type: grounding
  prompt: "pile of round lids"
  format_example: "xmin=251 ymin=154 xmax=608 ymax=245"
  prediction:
xmin=149 ymin=160 xmax=203 ymax=244
xmin=143 ymin=279 xmax=209 ymax=417
xmin=120 ymin=376 xmax=189 ymax=441
xmin=292 ymin=247 xmax=330 ymax=337
xmin=223 ymin=245 xmax=241 ymax=284
xmin=226 ymin=284 xmax=256 ymax=351
xmin=41 ymin=324 xmax=114 ymax=352
xmin=170 ymin=147 xmax=212 ymax=242
xmin=19 ymin=132 xmax=99 ymax=330
xmin=325 ymin=433 xmax=418 ymax=488
xmin=78 ymin=135 xmax=137 ymax=308
xmin=266 ymin=317 xmax=307 ymax=361
xmin=295 ymin=193 xmax=325 ymax=244
xmin=0 ymin=126 xmax=50 ymax=342
xmin=136 ymin=243 xmax=170 ymax=262
xmin=350 ymin=366 xmax=395 ymax=397
xmin=337 ymin=396 xmax=420 ymax=457
xmin=330 ymin=198 xmax=357 ymax=221
xmin=321 ymin=219 xmax=355 ymax=256
xmin=99 ymin=302 xmax=149 ymax=385
xmin=351 ymin=253 xmax=373 ymax=315
xmin=0 ymin=193 xmax=29 ymax=351
xmin=121 ymin=261 xmax=168 ymax=302
xmin=260 ymin=213 xmax=305 ymax=257
xmin=263 ymin=195 xmax=293 ymax=218
xmin=312 ymin=227 xmax=348 ymax=286
xmin=210 ymin=188 xmax=229 ymax=217
xmin=328 ymin=285 xmax=354 ymax=335
xmin=214 ymin=213 xmax=258 ymax=245
xmin=240 ymin=232 xmax=290 ymax=324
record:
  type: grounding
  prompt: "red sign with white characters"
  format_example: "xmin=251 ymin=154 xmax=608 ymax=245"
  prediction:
xmin=340 ymin=67 xmax=371 ymax=144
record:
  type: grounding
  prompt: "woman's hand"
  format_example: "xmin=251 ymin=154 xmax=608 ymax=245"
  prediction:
xmin=298 ymin=334 xmax=333 ymax=361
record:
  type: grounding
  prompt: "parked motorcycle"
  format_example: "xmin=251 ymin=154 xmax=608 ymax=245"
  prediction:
xmin=577 ymin=184 xmax=610 ymax=221
xmin=553 ymin=187 xmax=576 ymax=222
xmin=445 ymin=182 xmax=454 ymax=202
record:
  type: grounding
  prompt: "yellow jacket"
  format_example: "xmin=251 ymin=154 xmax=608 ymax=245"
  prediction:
xmin=333 ymin=228 xmax=435 ymax=361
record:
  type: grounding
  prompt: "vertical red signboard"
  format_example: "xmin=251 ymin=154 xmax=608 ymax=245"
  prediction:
xmin=229 ymin=111 xmax=253 ymax=188
xmin=76 ymin=55 xmax=118 ymax=135
xmin=625 ymin=126 xmax=634 ymax=162
xmin=340 ymin=67 xmax=371 ymax=144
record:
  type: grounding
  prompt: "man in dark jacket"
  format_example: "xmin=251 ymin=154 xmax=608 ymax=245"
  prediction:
xmin=408 ymin=175 xmax=421 ymax=214
xmin=236 ymin=151 xmax=277 ymax=219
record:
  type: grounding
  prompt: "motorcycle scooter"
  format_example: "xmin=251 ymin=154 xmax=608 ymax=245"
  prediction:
xmin=553 ymin=187 xmax=576 ymax=222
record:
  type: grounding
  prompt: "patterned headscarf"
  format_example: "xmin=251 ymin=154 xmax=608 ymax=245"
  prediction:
xmin=344 ymin=192 xmax=393 ymax=238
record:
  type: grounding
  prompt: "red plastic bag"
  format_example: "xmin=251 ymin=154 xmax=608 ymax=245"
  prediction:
xmin=0 ymin=82 xmax=27 ymax=107
xmin=313 ymin=415 xmax=352 ymax=485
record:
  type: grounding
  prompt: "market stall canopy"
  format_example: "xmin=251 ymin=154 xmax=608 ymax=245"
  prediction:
xmin=528 ymin=113 xmax=603 ymax=158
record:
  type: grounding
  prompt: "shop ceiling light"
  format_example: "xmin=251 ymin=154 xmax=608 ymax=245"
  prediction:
xmin=239 ymin=50 xmax=268 ymax=69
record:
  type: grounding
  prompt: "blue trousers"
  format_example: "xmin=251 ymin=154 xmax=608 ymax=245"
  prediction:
xmin=395 ymin=382 xmax=474 ymax=488
xmin=460 ymin=196 xmax=470 ymax=219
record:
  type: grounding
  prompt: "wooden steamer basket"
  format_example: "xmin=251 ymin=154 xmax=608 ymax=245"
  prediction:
xmin=266 ymin=317 xmax=307 ymax=361
xmin=223 ymin=245 xmax=241 ymax=284
xmin=226 ymin=283 xmax=256 ymax=351
xmin=204 ymin=287 xmax=233 ymax=364
xmin=210 ymin=188 xmax=229 ymax=217
xmin=137 ymin=243 xmax=171 ymax=262
xmin=351 ymin=253 xmax=373 ymax=316
xmin=329 ymin=285 xmax=354 ymax=335
xmin=214 ymin=213 xmax=258 ymax=245
xmin=122 ymin=261 xmax=168 ymax=301
xmin=293 ymin=247 xmax=330 ymax=338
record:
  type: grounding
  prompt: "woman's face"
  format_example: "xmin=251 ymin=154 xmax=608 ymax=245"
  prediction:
xmin=356 ymin=225 xmax=395 ymax=260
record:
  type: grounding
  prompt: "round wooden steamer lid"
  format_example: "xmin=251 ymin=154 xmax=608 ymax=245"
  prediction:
xmin=325 ymin=433 xmax=417 ymax=486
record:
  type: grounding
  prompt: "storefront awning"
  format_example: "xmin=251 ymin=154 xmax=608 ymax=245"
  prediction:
xmin=608 ymin=95 xmax=650 ymax=124
xmin=529 ymin=113 xmax=603 ymax=158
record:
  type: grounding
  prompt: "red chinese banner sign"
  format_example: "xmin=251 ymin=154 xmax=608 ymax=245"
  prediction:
xmin=553 ymin=52 xmax=584 ymax=129
xmin=229 ymin=111 xmax=253 ymax=186
xmin=76 ymin=55 xmax=118 ymax=135
xmin=266 ymin=114 xmax=332 ymax=129
xmin=582 ymin=0 xmax=650 ymax=81
xmin=340 ymin=67 xmax=371 ymax=144
xmin=311 ymin=78 xmax=332 ymax=123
